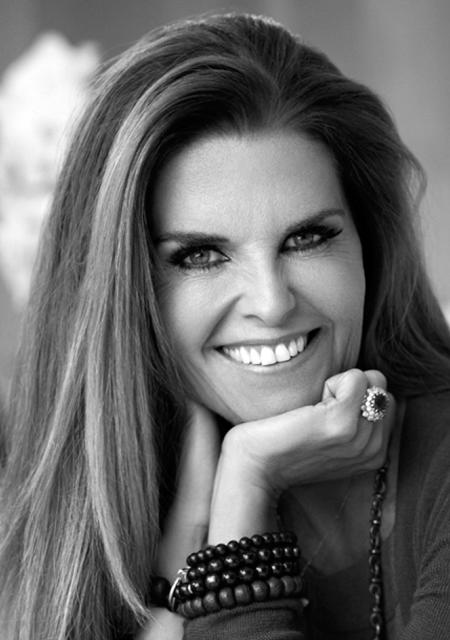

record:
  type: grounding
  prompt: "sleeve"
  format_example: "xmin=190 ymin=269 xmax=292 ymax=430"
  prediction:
xmin=183 ymin=598 xmax=307 ymax=640
xmin=399 ymin=424 xmax=450 ymax=639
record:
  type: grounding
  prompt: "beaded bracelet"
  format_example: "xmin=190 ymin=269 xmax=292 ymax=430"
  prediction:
xmin=149 ymin=532 xmax=307 ymax=619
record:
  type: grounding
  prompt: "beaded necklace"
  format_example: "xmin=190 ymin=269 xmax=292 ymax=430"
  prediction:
xmin=152 ymin=462 xmax=390 ymax=638
xmin=279 ymin=460 xmax=389 ymax=640
xmin=369 ymin=460 xmax=389 ymax=639
xmin=295 ymin=476 xmax=356 ymax=579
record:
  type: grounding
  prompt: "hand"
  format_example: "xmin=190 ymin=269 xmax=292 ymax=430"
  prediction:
xmin=139 ymin=402 xmax=221 ymax=639
xmin=208 ymin=369 xmax=395 ymax=542
xmin=225 ymin=368 xmax=394 ymax=494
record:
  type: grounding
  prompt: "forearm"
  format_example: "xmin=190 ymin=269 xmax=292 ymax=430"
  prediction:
xmin=183 ymin=441 xmax=307 ymax=639
xmin=207 ymin=438 xmax=279 ymax=544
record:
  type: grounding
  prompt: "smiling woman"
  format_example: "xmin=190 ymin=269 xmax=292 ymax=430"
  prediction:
xmin=1 ymin=12 xmax=450 ymax=640
xmin=153 ymin=134 xmax=365 ymax=423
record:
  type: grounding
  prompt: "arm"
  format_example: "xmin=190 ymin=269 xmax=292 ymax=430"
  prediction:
xmin=138 ymin=404 xmax=221 ymax=640
xmin=183 ymin=370 xmax=394 ymax=640
xmin=141 ymin=369 xmax=394 ymax=639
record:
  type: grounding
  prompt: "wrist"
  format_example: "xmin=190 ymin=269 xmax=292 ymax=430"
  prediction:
xmin=169 ymin=531 xmax=306 ymax=620
xmin=207 ymin=434 xmax=279 ymax=544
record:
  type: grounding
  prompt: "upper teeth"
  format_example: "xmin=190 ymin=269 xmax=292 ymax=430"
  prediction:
xmin=223 ymin=336 xmax=307 ymax=366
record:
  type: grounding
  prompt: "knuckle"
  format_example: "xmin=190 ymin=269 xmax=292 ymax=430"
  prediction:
xmin=341 ymin=368 xmax=365 ymax=388
xmin=364 ymin=369 xmax=388 ymax=390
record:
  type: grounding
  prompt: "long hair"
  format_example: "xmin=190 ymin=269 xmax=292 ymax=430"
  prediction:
xmin=1 ymin=12 xmax=450 ymax=640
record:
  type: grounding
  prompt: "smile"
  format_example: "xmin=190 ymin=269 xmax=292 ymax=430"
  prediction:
xmin=222 ymin=334 xmax=309 ymax=367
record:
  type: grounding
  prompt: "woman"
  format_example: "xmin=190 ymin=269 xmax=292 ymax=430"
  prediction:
xmin=1 ymin=12 xmax=450 ymax=640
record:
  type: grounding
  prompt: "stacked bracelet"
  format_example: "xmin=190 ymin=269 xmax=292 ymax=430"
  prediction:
xmin=150 ymin=532 xmax=306 ymax=619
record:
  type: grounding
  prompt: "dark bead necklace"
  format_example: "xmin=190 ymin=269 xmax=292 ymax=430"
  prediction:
xmin=369 ymin=459 xmax=389 ymax=639
xmin=278 ymin=459 xmax=390 ymax=639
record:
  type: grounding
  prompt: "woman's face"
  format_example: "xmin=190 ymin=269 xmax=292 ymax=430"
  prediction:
xmin=152 ymin=133 xmax=365 ymax=424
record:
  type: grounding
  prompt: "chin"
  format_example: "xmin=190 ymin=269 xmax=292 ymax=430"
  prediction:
xmin=211 ymin=387 xmax=324 ymax=425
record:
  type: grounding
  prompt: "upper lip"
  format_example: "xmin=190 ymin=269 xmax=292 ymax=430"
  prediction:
xmin=218 ymin=330 xmax=316 ymax=350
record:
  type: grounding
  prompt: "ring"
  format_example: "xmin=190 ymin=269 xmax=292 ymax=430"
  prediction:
xmin=360 ymin=386 xmax=389 ymax=422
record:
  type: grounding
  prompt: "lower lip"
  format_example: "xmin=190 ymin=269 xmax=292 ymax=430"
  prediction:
xmin=218 ymin=331 xmax=320 ymax=373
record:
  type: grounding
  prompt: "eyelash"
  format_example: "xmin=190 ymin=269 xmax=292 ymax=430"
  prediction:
xmin=168 ymin=245 xmax=229 ymax=272
xmin=282 ymin=225 xmax=342 ymax=254
xmin=168 ymin=225 xmax=342 ymax=273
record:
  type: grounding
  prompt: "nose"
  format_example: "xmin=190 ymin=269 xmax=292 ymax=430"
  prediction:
xmin=237 ymin=261 xmax=297 ymax=326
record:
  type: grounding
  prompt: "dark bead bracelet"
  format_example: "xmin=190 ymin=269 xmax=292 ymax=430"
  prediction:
xmin=177 ymin=574 xmax=307 ymax=619
xmin=149 ymin=532 xmax=305 ymax=617
xmin=149 ymin=576 xmax=171 ymax=607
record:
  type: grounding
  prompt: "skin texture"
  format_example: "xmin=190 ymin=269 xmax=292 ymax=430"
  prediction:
xmin=153 ymin=133 xmax=366 ymax=424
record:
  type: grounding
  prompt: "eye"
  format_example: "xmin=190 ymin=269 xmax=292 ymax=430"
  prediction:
xmin=284 ymin=231 xmax=323 ymax=250
xmin=183 ymin=248 xmax=221 ymax=267
xmin=169 ymin=245 xmax=229 ymax=271
xmin=282 ymin=225 xmax=342 ymax=253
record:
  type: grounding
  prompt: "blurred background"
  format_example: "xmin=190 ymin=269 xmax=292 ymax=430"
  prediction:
xmin=0 ymin=0 xmax=449 ymax=399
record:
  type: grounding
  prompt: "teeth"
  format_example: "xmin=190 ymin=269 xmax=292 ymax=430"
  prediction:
xmin=232 ymin=347 xmax=242 ymax=362
xmin=288 ymin=340 xmax=298 ymax=357
xmin=260 ymin=346 xmax=277 ymax=366
xmin=297 ymin=336 xmax=306 ymax=353
xmin=275 ymin=344 xmax=290 ymax=362
xmin=223 ymin=334 xmax=309 ymax=366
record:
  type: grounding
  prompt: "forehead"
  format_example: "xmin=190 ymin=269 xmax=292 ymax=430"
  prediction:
xmin=151 ymin=132 xmax=347 ymax=235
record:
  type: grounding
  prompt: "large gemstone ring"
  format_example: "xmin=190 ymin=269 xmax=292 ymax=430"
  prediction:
xmin=360 ymin=386 xmax=389 ymax=422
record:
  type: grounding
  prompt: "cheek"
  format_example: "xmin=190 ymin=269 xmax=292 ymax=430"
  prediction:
xmin=323 ymin=255 xmax=366 ymax=351
xmin=157 ymin=283 xmax=227 ymax=408
xmin=156 ymin=279 xmax=217 ymax=358
xmin=334 ymin=263 xmax=365 ymax=322
xmin=303 ymin=252 xmax=365 ymax=337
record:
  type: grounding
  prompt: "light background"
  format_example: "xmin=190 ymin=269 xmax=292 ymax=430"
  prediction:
xmin=1 ymin=0 xmax=449 ymax=393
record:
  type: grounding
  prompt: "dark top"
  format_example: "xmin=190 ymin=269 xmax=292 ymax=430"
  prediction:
xmin=183 ymin=390 xmax=450 ymax=639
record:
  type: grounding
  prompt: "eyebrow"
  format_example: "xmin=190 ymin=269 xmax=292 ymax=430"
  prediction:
xmin=154 ymin=208 xmax=346 ymax=245
xmin=283 ymin=208 xmax=346 ymax=236
xmin=155 ymin=230 xmax=230 ymax=246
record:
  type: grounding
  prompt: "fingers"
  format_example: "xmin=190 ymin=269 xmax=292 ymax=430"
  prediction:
xmin=358 ymin=370 xmax=394 ymax=440
xmin=319 ymin=368 xmax=393 ymax=473
xmin=357 ymin=384 xmax=396 ymax=470
xmin=322 ymin=368 xmax=387 ymax=403
xmin=338 ymin=370 xmax=393 ymax=471
xmin=321 ymin=368 xmax=390 ymax=432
